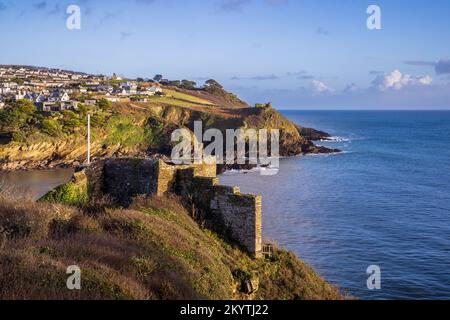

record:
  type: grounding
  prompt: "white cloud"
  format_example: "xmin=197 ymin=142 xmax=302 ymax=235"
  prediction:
xmin=311 ymin=80 xmax=332 ymax=93
xmin=372 ymin=69 xmax=433 ymax=91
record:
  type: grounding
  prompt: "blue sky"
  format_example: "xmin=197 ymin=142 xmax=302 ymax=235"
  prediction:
xmin=0 ymin=0 xmax=449 ymax=109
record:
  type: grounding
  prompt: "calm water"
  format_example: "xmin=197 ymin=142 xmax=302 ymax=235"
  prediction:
xmin=220 ymin=111 xmax=450 ymax=300
xmin=0 ymin=169 xmax=73 ymax=200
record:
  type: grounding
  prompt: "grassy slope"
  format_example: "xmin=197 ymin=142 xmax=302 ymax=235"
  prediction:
xmin=0 ymin=195 xmax=342 ymax=300
xmin=0 ymin=87 xmax=331 ymax=169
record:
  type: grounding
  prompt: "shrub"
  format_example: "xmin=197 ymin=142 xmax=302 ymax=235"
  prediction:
xmin=61 ymin=110 xmax=82 ymax=133
xmin=41 ymin=118 xmax=62 ymax=136
xmin=105 ymin=115 xmax=147 ymax=148
xmin=97 ymin=98 xmax=112 ymax=110
xmin=1 ymin=100 xmax=37 ymax=130
xmin=11 ymin=131 xmax=27 ymax=142
xmin=82 ymin=195 xmax=115 ymax=217
xmin=0 ymin=197 xmax=76 ymax=240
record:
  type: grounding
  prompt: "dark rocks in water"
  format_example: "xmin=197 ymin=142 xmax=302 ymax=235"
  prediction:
xmin=301 ymin=141 xmax=340 ymax=154
xmin=217 ymin=163 xmax=259 ymax=175
xmin=280 ymin=138 xmax=340 ymax=157
xmin=296 ymin=125 xmax=331 ymax=141
xmin=216 ymin=143 xmax=340 ymax=175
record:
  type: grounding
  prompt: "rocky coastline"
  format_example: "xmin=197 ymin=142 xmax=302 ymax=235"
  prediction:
xmin=0 ymin=140 xmax=340 ymax=173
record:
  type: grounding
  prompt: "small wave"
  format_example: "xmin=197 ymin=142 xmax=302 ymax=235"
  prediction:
xmin=305 ymin=150 xmax=352 ymax=157
xmin=222 ymin=166 xmax=273 ymax=175
xmin=321 ymin=136 xmax=351 ymax=142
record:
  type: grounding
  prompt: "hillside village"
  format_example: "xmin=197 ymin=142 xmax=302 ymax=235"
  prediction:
xmin=0 ymin=65 xmax=163 ymax=112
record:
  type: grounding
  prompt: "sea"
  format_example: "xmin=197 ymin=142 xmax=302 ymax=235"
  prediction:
xmin=220 ymin=110 xmax=450 ymax=300
xmin=1 ymin=110 xmax=449 ymax=299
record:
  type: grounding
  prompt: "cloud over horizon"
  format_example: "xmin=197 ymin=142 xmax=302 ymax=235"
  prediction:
xmin=311 ymin=80 xmax=333 ymax=93
xmin=372 ymin=70 xmax=433 ymax=91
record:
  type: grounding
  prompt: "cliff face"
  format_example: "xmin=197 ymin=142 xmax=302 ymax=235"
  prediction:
xmin=0 ymin=134 xmax=140 ymax=171
xmin=243 ymin=107 xmax=336 ymax=156
xmin=0 ymin=92 xmax=337 ymax=171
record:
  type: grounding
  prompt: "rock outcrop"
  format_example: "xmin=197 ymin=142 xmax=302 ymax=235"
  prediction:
xmin=0 ymin=102 xmax=338 ymax=171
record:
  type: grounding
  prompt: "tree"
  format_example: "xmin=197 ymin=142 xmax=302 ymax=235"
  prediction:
xmin=153 ymin=74 xmax=163 ymax=83
xmin=181 ymin=80 xmax=197 ymax=90
xmin=168 ymin=80 xmax=181 ymax=87
xmin=97 ymin=98 xmax=112 ymax=110
xmin=136 ymin=77 xmax=145 ymax=82
xmin=11 ymin=99 xmax=36 ymax=115
xmin=2 ymin=100 xmax=37 ymax=130
xmin=0 ymin=110 xmax=7 ymax=131
xmin=41 ymin=119 xmax=62 ymax=136
xmin=61 ymin=110 xmax=82 ymax=133
xmin=77 ymin=103 xmax=88 ymax=117
xmin=204 ymin=79 xmax=223 ymax=92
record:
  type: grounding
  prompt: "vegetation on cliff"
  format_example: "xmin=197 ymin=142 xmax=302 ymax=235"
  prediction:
xmin=0 ymin=82 xmax=335 ymax=170
xmin=0 ymin=193 xmax=342 ymax=300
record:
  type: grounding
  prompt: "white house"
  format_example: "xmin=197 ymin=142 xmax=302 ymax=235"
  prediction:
xmin=47 ymin=91 xmax=70 ymax=103
xmin=140 ymin=85 xmax=162 ymax=96
xmin=15 ymin=91 xmax=27 ymax=100
xmin=116 ymin=88 xmax=129 ymax=96
xmin=0 ymin=87 xmax=11 ymax=94
xmin=148 ymin=85 xmax=162 ymax=94
xmin=120 ymin=82 xmax=137 ymax=95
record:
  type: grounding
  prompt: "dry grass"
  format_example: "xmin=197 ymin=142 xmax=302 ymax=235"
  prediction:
xmin=0 ymin=195 xmax=344 ymax=300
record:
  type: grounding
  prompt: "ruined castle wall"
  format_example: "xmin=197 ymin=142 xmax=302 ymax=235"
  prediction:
xmin=175 ymin=171 xmax=262 ymax=258
xmin=211 ymin=186 xmax=262 ymax=258
xmin=102 ymin=159 xmax=159 ymax=206
xmin=156 ymin=160 xmax=217 ymax=196
xmin=155 ymin=160 xmax=178 ymax=196
xmin=94 ymin=158 xmax=261 ymax=257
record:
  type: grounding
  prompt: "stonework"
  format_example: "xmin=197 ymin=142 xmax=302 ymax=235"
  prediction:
xmin=211 ymin=186 xmax=262 ymax=258
xmin=102 ymin=159 xmax=159 ymax=206
xmin=82 ymin=158 xmax=262 ymax=258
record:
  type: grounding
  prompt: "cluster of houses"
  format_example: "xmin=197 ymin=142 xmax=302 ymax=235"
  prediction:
xmin=0 ymin=66 xmax=163 ymax=112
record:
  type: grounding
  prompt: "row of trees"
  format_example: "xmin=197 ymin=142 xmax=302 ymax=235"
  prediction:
xmin=145 ymin=74 xmax=225 ymax=92
xmin=0 ymin=98 xmax=114 ymax=142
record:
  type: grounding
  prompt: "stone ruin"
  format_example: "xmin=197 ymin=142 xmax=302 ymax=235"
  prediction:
xmin=84 ymin=158 xmax=262 ymax=258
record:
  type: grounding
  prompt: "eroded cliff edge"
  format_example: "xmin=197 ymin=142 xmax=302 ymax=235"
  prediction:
xmin=0 ymin=96 xmax=338 ymax=171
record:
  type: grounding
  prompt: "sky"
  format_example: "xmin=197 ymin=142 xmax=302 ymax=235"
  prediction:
xmin=0 ymin=0 xmax=449 ymax=109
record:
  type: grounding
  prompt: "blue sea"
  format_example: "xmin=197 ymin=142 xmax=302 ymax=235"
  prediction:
xmin=220 ymin=111 xmax=450 ymax=300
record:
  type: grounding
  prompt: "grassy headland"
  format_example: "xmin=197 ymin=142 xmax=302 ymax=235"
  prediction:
xmin=0 ymin=83 xmax=334 ymax=170
xmin=0 ymin=193 xmax=343 ymax=300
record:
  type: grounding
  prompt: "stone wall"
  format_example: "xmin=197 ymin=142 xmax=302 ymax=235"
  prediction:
xmin=211 ymin=186 xmax=262 ymax=258
xmin=174 ymin=169 xmax=262 ymax=258
xmin=156 ymin=160 xmax=216 ymax=196
xmin=102 ymin=158 xmax=159 ymax=206
xmin=97 ymin=158 xmax=261 ymax=258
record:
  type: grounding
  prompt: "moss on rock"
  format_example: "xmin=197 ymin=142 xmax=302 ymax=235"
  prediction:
xmin=40 ymin=170 xmax=90 ymax=207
